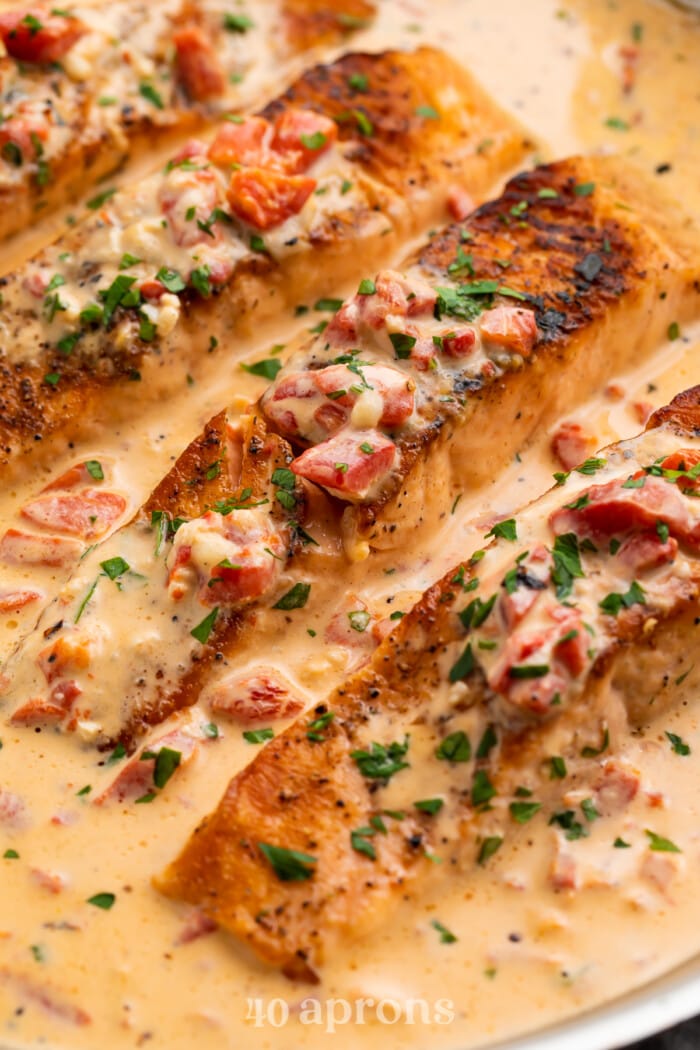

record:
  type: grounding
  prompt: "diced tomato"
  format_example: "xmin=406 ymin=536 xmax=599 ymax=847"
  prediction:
xmin=617 ymin=530 xmax=678 ymax=572
xmin=94 ymin=726 xmax=199 ymax=805
xmin=551 ymin=421 xmax=595 ymax=472
xmin=500 ymin=586 xmax=539 ymax=631
xmin=173 ymin=25 xmax=225 ymax=101
xmin=0 ymin=8 xmax=87 ymax=63
xmin=550 ymin=475 xmax=700 ymax=552
xmin=0 ymin=528 xmax=81 ymax=567
xmin=0 ymin=788 xmax=27 ymax=828
xmin=169 ymin=138 xmax=209 ymax=166
xmin=632 ymin=400 xmax=654 ymax=426
xmin=207 ymin=667 xmax=305 ymax=724
xmin=480 ymin=305 xmax=538 ymax=356
xmin=324 ymin=597 xmax=378 ymax=671
xmin=446 ymin=185 xmax=475 ymax=222
xmin=139 ymin=278 xmax=166 ymax=300
xmin=159 ymin=164 xmax=222 ymax=247
xmin=291 ymin=429 xmax=396 ymax=501
xmin=167 ymin=510 xmax=287 ymax=608
xmin=270 ymin=108 xmax=338 ymax=173
xmin=227 ymin=168 xmax=316 ymax=230
xmin=208 ymin=115 xmax=269 ymax=167
xmin=37 ymin=635 xmax=91 ymax=684
xmin=324 ymin=300 xmax=358 ymax=345
xmin=659 ymin=449 xmax=700 ymax=494
xmin=441 ymin=328 xmax=477 ymax=358
xmin=498 ymin=546 xmax=550 ymax=629
xmin=12 ymin=680 xmax=81 ymax=728
xmin=313 ymin=363 xmax=414 ymax=427
xmin=20 ymin=489 xmax=127 ymax=539
xmin=551 ymin=611 xmax=587 ymax=678
xmin=176 ymin=909 xmax=218 ymax=946
xmin=10 ymin=696 xmax=66 ymax=726
xmin=407 ymin=334 xmax=436 ymax=371
xmin=166 ymin=542 xmax=194 ymax=602
xmin=592 ymin=760 xmax=639 ymax=815
xmin=373 ymin=270 xmax=437 ymax=320
xmin=40 ymin=462 xmax=91 ymax=493
xmin=549 ymin=838 xmax=578 ymax=891
xmin=0 ymin=116 xmax=48 ymax=161
xmin=23 ymin=270 xmax=49 ymax=298
xmin=619 ymin=43 xmax=639 ymax=94
xmin=0 ymin=589 xmax=41 ymax=613
xmin=489 ymin=624 xmax=569 ymax=716
xmin=30 ymin=868 xmax=65 ymax=893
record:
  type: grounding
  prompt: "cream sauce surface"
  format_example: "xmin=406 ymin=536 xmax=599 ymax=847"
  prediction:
xmin=2 ymin=1 xmax=700 ymax=1049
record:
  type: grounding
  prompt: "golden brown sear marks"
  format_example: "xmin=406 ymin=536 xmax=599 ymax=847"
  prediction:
xmin=0 ymin=47 xmax=528 ymax=478
xmin=281 ymin=0 xmax=375 ymax=51
xmin=157 ymin=386 xmax=700 ymax=978
xmin=119 ymin=415 xmax=301 ymax=746
xmin=351 ymin=155 xmax=700 ymax=539
xmin=262 ymin=46 xmax=531 ymax=196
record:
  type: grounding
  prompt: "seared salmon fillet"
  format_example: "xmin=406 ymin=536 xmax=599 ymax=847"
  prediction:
xmin=0 ymin=47 xmax=529 ymax=477
xmin=156 ymin=386 xmax=700 ymax=979
xmin=0 ymin=409 xmax=314 ymax=747
xmin=0 ymin=0 xmax=376 ymax=241
xmin=260 ymin=155 xmax=700 ymax=554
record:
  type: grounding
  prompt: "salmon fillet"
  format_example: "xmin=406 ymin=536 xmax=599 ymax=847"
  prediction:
xmin=156 ymin=385 xmax=700 ymax=979
xmin=260 ymin=155 xmax=700 ymax=554
xmin=0 ymin=46 xmax=529 ymax=478
xmin=0 ymin=0 xmax=376 ymax=241
xmin=0 ymin=410 xmax=313 ymax=747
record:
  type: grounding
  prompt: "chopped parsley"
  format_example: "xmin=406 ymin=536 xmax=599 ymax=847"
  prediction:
xmin=351 ymin=736 xmax=410 ymax=780
xmin=645 ymin=830 xmax=681 ymax=853
xmin=153 ymin=747 xmax=181 ymax=789
xmin=435 ymin=730 xmax=471 ymax=763
xmin=87 ymin=892 xmax=116 ymax=910
xmin=273 ymin=582 xmax=311 ymax=610
xmin=414 ymin=798 xmax=444 ymax=815
xmin=191 ymin=607 xmax=219 ymax=644
xmin=666 ymin=731 xmax=691 ymax=756
xmin=486 ymin=518 xmax=517 ymax=542
xmin=431 ymin=919 xmax=457 ymax=943
xmin=258 ymin=842 xmax=317 ymax=881
xmin=243 ymin=728 xmax=274 ymax=744
xmin=477 ymin=836 xmax=503 ymax=865
xmin=139 ymin=81 xmax=164 ymax=109
xmin=241 ymin=358 xmax=282 ymax=380
xmin=509 ymin=800 xmax=542 ymax=824
xmin=599 ymin=580 xmax=646 ymax=616
xmin=550 ymin=532 xmax=584 ymax=600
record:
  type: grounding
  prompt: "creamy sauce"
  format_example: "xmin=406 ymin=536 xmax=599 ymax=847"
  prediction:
xmin=1 ymin=1 xmax=700 ymax=1049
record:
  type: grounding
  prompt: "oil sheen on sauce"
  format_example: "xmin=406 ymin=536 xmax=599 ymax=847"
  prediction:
xmin=1 ymin=1 xmax=700 ymax=1049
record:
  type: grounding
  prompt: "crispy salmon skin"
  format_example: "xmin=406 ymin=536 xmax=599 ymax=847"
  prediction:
xmin=0 ymin=47 xmax=529 ymax=478
xmin=260 ymin=155 xmax=700 ymax=553
xmin=156 ymin=386 xmax=700 ymax=978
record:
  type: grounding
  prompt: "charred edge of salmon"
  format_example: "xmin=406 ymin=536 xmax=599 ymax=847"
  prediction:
xmin=261 ymin=46 xmax=525 ymax=191
xmin=281 ymin=0 xmax=376 ymax=51
xmin=350 ymin=156 xmax=700 ymax=527
xmin=646 ymin=384 xmax=700 ymax=437
xmin=115 ymin=416 xmax=301 ymax=748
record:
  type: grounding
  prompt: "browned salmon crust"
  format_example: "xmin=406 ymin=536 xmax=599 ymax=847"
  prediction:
xmin=0 ymin=47 xmax=529 ymax=478
xmin=156 ymin=386 xmax=700 ymax=979
xmin=343 ymin=156 xmax=700 ymax=546
xmin=0 ymin=0 xmax=377 ymax=242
